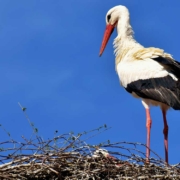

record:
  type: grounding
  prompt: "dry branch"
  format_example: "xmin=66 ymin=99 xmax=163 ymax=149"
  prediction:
xmin=0 ymin=129 xmax=180 ymax=179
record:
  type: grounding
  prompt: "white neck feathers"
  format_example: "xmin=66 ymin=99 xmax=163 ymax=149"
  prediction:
xmin=113 ymin=14 xmax=142 ymax=65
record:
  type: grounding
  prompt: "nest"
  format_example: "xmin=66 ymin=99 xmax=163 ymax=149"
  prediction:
xmin=0 ymin=126 xmax=180 ymax=179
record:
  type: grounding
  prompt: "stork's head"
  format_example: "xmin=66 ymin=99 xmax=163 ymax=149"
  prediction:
xmin=99 ymin=5 xmax=130 ymax=56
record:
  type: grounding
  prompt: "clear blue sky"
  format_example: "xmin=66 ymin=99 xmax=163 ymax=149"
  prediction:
xmin=0 ymin=0 xmax=180 ymax=164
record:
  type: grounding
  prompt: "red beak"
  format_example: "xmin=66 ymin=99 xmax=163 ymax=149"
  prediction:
xmin=99 ymin=23 xmax=116 ymax=56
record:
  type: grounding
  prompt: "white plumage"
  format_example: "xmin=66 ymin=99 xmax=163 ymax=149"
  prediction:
xmin=117 ymin=59 xmax=169 ymax=88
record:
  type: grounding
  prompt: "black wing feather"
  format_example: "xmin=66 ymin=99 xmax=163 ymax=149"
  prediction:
xmin=152 ymin=56 xmax=180 ymax=78
xmin=126 ymin=56 xmax=180 ymax=110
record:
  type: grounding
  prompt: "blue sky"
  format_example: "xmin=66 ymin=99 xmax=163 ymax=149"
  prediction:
xmin=0 ymin=0 xmax=180 ymax=164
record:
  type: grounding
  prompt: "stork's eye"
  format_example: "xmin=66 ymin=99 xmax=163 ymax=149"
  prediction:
xmin=107 ymin=14 xmax=111 ymax=22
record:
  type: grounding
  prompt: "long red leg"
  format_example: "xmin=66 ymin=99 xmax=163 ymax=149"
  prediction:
xmin=145 ymin=108 xmax=152 ymax=163
xmin=146 ymin=109 xmax=152 ymax=163
xmin=162 ymin=109 xmax=169 ymax=164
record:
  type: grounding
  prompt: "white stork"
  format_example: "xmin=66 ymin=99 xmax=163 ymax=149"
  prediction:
xmin=99 ymin=5 xmax=180 ymax=164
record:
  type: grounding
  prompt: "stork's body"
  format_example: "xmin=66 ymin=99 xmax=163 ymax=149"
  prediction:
xmin=99 ymin=5 xmax=180 ymax=164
